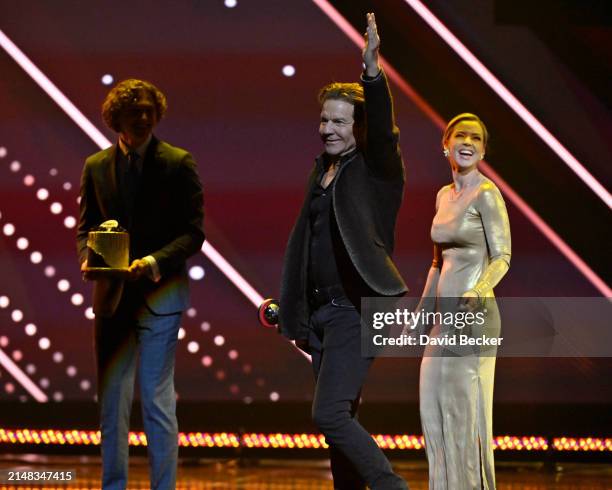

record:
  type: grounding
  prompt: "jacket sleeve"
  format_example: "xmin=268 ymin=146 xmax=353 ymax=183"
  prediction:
xmin=76 ymin=159 xmax=103 ymax=265
xmin=150 ymin=152 xmax=205 ymax=277
xmin=361 ymin=69 xmax=404 ymax=181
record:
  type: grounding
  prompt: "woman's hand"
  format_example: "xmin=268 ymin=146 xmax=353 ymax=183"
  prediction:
xmin=460 ymin=289 xmax=481 ymax=312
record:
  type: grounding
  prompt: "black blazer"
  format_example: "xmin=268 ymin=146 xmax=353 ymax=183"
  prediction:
xmin=77 ymin=137 xmax=205 ymax=317
xmin=279 ymin=71 xmax=408 ymax=340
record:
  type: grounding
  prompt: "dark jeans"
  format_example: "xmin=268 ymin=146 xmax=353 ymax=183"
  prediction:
xmin=308 ymin=299 xmax=408 ymax=490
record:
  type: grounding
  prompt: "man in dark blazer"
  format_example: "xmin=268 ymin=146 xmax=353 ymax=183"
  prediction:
xmin=77 ymin=79 xmax=204 ymax=490
xmin=279 ymin=14 xmax=408 ymax=490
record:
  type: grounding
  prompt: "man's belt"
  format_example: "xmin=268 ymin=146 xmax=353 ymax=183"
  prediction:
xmin=309 ymin=284 xmax=345 ymax=308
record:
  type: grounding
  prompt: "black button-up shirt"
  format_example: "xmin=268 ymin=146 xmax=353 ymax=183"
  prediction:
xmin=308 ymin=177 xmax=342 ymax=290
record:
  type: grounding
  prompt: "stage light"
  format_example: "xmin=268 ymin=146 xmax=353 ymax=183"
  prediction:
xmin=214 ymin=335 xmax=225 ymax=346
xmin=80 ymin=379 xmax=91 ymax=391
xmin=12 ymin=350 xmax=22 ymax=361
xmin=101 ymin=74 xmax=114 ymax=85
xmin=5 ymin=383 xmax=15 ymax=394
xmin=200 ymin=321 xmax=210 ymax=332
xmin=39 ymin=377 xmax=49 ymax=388
xmin=52 ymin=352 xmax=63 ymax=363
xmin=50 ymin=202 xmax=63 ymax=214
xmin=66 ymin=366 xmax=77 ymax=377
xmin=493 ymin=435 xmax=548 ymax=451
xmin=49 ymin=168 xmax=58 ymax=176
xmin=228 ymin=349 xmax=238 ymax=360
xmin=215 ymin=370 xmax=226 ymax=380
xmin=188 ymin=265 xmax=205 ymax=280
xmin=25 ymin=323 xmax=37 ymax=336
xmin=25 ymin=364 xmax=35 ymax=374
xmin=10 ymin=160 xmax=20 ymax=172
xmin=224 ymin=0 xmax=237 ymax=8
xmin=282 ymin=64 xmax=296 ymax=77
xmin=36 ymin=187 xmax=49 ymax=201
xmin=0 ymin=346 xmax=47 ymax=403
xmin=38 ymin=338 xmax=50 ymax=350
xmin=201 ymin=355 xmax=212 ymax=367
xmin=0 ymin=29 xmax=111 ymax=149
xmin=186 ymin=307 xmax=197 ymax=317
xmin=187 ymin=341 xmax=199 ymax=353
xmin=52 ymin=391 xmax=63 ymax=402
xmin=11 ymin=309 xmax=23 ymax=322
xmin=63 ymin=216 xmax=76 ymax=228
xmin=23 ymin=174 xmax=34 ymax=186
xmin=553 ymin=437 xmax=612 ymax=451
xmin=63 ymin=182 xmax=72 ymax=191
xmin=85 ymin=307 xmax=95 ymax=320
xmin=3 ymin=223 xmax=15 ymax=236
xmin=70 ymin=293 xmax=84 ymax=305
xmin=0 ymin=147 xmax=6 ymax=157
xmin=30 ymin=251 xmax=42 ymax=264
xmin=0 ymin=296 xmax=9 ymax=308
xmin=14 ymin=428 xmax=572 ymax=451
xmin=201 ymin=241 xmax=264 ymax=308
xmin=44 ymin=265 xmax=56 ymax=277
xmin=178 ymin=327 xmax=186 ymax=340
xmin=16 ymin=237 xmax=29 ymax=250
xmin=269 ymin=391 xmax=279 ymax=402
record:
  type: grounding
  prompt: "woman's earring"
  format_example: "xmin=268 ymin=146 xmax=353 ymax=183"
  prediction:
xmin=481 ymin=153 xmax=485 ymax=160
xmin=443 ymin=148 xmax=449 ymax=157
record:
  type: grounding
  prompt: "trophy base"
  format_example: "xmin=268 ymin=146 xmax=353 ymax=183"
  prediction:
xmin=84 ymin=267 xmax=130 ymax=280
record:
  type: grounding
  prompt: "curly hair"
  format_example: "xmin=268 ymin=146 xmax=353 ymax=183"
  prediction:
xmin=318 ymin=82 xmax=365 ymax=126
xmin=442 ymin=113 xmax=489 ymax=150
xmin=101 ymin=79 xmax=167 ymax=132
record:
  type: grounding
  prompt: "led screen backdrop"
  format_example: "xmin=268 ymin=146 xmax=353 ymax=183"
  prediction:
xmin=0 ymin=1 xmax=609 ymax=407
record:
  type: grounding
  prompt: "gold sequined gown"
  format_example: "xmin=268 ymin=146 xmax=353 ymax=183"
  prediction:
xmin=419 ymin=170 xmax=511 ymax=490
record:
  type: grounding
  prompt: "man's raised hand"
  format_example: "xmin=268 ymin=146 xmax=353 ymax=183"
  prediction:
xmin=363 ymin=12 xmax=381 ymax=77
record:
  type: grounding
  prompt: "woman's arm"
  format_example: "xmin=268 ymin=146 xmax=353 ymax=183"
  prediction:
xmin=465 ymin=182 xmax=511 ymax=298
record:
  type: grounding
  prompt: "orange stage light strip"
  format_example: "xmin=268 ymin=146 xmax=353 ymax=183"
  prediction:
xmin=553 ymin=437 xmax=612 ymax=452
xmin=493 ymin=436 xmax=548 ymax=451
xmin=1 ymin=429 xmax=610 ymax=452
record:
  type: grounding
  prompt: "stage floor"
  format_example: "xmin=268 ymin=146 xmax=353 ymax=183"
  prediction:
xmin=0 ymin=455 xmax=611 ymax=489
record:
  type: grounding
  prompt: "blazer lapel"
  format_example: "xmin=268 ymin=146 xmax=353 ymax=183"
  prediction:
xmin=99 ymin=145 xmax=127 ymax=226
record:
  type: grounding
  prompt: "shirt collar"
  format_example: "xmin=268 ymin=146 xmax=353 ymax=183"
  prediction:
xmin=316 ymin=147 xmax=359 ymax=171
xmin=118 ymin=134 xmax=152 ymax=159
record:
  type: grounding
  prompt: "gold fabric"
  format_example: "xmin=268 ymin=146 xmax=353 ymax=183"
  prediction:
xmin=419 ymin=171 xmax=511 ymax=490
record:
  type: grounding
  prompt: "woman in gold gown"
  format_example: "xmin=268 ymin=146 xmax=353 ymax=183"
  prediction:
xmin=418 ymin=113 xmax=511 ymax=489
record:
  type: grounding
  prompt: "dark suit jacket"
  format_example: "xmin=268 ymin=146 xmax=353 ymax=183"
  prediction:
xmin=279 ymin=70 xmax=408 ymax=341
xmin=77 ymin=136 xmax=205 ymax=317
